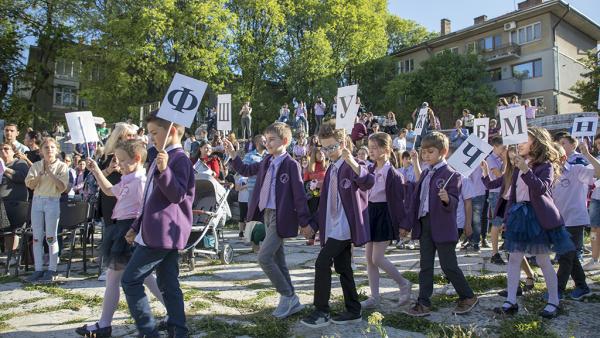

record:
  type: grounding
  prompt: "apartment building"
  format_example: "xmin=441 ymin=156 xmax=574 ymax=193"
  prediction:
xmin=393 ymin=0 xmax=600 ymax=116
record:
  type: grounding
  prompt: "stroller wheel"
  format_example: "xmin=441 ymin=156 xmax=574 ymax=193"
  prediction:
xmin=219 ymin=244 xmax=234 ymax=265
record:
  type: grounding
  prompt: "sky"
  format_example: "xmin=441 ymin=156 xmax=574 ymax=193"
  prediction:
xmin=388 ymin=0 xmax=600 ymax=35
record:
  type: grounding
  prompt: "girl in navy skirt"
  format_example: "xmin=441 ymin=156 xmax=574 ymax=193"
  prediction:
xmin=494 ymin=127 xmax=574 ymax=319
xmin=76 ymin=140 xmax=166 ymax=337
xmin=361 ymin=133 xmax=412 ymax=309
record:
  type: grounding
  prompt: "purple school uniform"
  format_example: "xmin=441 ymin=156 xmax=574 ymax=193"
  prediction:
xmin=368 ymin=165 xmax=410 ymax=236
xmin=130 ymin=147 xmax=195 ymax=250
xmin=313 ymin=160 xmax=374 ymax=246
xmin=231 ymin=153 xmax=311 ymax=238
xmin=505 ymin=162 xmax=563 ymax=230
xmin=408 ymin=163 xmax=461 ymax=243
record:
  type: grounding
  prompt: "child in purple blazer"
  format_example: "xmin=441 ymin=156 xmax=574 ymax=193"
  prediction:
xmin=360 ymin=132 xmax=412 ymax=310
xmin=224 ymin=122 xmax=312 ymax=319
xmin=493 ymin=127 xmax=574 ymax=319
xmin=122 ymin=112 xmax=195 ymax=338
xmin=300 ymin=121 xmax=374 ymax=328
xmin=77 ymin=140 xmax=166 ymax=338
xmin=403 ymin=132 xmax=477 ymax=317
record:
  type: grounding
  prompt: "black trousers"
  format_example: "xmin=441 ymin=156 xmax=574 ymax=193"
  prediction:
xmin=418 ymin=215 xmax=474 ymax=307
xmin=313 ymin=238 xmax=360 ymax=315
xmin=557 ymin=226 xmax=588 ymax=292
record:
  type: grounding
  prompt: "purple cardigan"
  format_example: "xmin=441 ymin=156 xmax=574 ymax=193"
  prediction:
xmin=505 ymin=162 xmax=563 ymax=230
xmin=231 ymin=153 xmax=311 ymax=238
xmin=368 ymin=165 xmax=410 ymax=239
xmin=408 ymin=163 xmax=461 ymax=243
xmin=312 ymin=160 xmax=374 ymax=246
xmin=131 ymin=147 xmax=195 ymax=250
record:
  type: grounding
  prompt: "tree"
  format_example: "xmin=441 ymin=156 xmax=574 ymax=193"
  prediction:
xmin=570 ymin=50 xmax=599 ymax=112
xmin=384 ymin=52 xmax=497 ymax=127
xmin=386 ymin=15 xmax=438 ymax=55
xmin=70 ymin=0 xmax=235 ymax=123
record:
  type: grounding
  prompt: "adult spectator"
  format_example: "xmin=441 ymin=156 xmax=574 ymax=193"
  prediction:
xmin=351 ymin=114 xmax=368 ymax=147
xmin=3 ymin=123 xmax=29 ymax=154
xmin=0 ymin=142 xmax=30 ymax=263
xmin=523 ymin=99 xmax=536 ymax=120
xmin=488 ymin=119 xmax=500 ymax=140
xmin=369 ymin=121 xmax=381 ymax=135
xmin=16 ymin=130 xmax=42 ymax=167
xmin=183 ymin=131 xmax=196 ymax=156
xmin=382 ymin=111 xmax=398 ymax=135
xmin=25 ymin=138 xmax=69 ymax=283
xmin=314 ymin=97 xmax=326 ymax=133
xmin=243 ymin=134 xmax=267 ymax=202
xmin=137 ymin=127 xmax=148 ymax=145
xmin=97 ymin=122 xmax=109 ymax=142
xmin=509 ymin=95 xmax=521 ymax=107
xmin=239 ymin=101 xmax=252 ymax=139
xmin=295 ymin=101 xmax=309 ymax=134
xmin=461 ymin=109 xmax=475 ymax=134
xmin=278 ymin=103 xmax=290 ymax=124
xmin=195 ymin=140 xmax=221 ymax=179
xmin=450 ymin=119 xmax=469 ymax=149
xmin=405 ymin=122 xmax=417 ymax=151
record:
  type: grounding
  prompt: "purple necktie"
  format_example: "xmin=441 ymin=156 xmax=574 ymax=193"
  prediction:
xmin=328 ymin=165 xmax=339 ymax=216
xmin=258 ymin=162 xmax=274 ymax=211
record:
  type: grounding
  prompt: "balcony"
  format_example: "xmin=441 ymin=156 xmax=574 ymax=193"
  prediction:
xmin=482 ymin=43 xmax=521 ymax=64
xmin=490 ymin=77 xmax=522 ymax=95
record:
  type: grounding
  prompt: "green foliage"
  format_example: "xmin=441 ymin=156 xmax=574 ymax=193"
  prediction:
xmin=386 ymin=15 xmax=438 ymax=54
xmin=498 ymin=314 xmax=559 ymax=338
xmin=570 ymin=50 xmax=599 ymax=112
xmin=384 ymin=52 xmax=497 ymax=127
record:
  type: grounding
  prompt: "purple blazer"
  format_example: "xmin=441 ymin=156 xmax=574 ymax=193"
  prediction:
xmin=506 ymin=162 xmax=563 ymax=230
xmin=408 ymin=163 xmax=461 ymax=243
xmin=368 ymin=165 xmax=410 ymax=239
xmin=312 ymin=160 xmax=374 ymax=246
xmin=482 ymin=176 xmax=508 ymax=222
xmin=131 ymin=147 xmax=195 ymax=250
xmin=231 ymin=153 xmax=311 ymax=238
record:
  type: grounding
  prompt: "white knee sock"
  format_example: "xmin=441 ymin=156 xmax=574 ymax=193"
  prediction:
xmin=95 ymin=268 xmax=124 ymax=329
xmin=144 ymin=274 xmax=166 ymax=306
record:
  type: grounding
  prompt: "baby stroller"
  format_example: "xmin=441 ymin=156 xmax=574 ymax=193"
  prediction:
xmin=180 ymin=168 xmax=233 ymax=270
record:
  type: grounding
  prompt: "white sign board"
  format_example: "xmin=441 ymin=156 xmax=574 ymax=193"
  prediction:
xmin=447 ymin=134 xmax=493 ymax=178
xmin=499 ymin=106 xmax=528 ymax=145
xmin=336 ymin=85 xmax=359 ymax=133
xmin=65 ymin=111 xmax=100 ymax=144
xmin=217 ymin=94 xmax=232 ymax=132
xmin=571 ymin=117 xmax=598 ymax=138
xmin=0 ymin=158 xmax=5 ymax=176
xmin=473 ymin=118 xmax=489 ymax=141
xmin=157 ymin=73 xmax=207 ymax=128
xmin=414 ymin=108 xmax=428 ymax=135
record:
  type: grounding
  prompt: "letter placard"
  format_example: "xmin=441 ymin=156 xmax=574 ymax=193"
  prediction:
xmin=414 ymin=108 xmax=428 ymax=135
xmin=65 ymin=111 xmax=100 ymax=144
xmin=448 ymin=134 xmax=493 ymax=177
xmin=571 ymin=117 xmax=598 ymax=138
xmin=474 ymin=118 xmax=489 ymax=141
xmin=157 ymin=73 xmax=207 ymax=128
xmin=336 ymin=85 xmax=359 ymax=133
xmin=217 ymin=94 xmax=232 ymax=132
xmin=499 ymin=106 xmax=528 ymax=145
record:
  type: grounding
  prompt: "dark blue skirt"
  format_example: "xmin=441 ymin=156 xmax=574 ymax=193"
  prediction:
xmin=505 ymin=202 xmax=574 ymax=255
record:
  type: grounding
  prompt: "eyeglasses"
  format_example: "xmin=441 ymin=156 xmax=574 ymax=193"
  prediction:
xmin=321 ymin=143 xmax=340 ymax=153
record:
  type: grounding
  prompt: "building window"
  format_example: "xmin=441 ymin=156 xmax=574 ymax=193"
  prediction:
xmin=512 ymin=59 xmax=542 ymax=79
xmin=54 ymin=86 xmax=78 ymax=107
xmin=511 ymin=22 xmax=541 ymax=45
xmin=477 ymin=34 xmax=502 ymax=51
xmin=398 ymin=59 xmax=414 ymax=74
xmin=465 ymin=42 xmax=477 ymax=54
xmin=450 ymin=47 xmax=459 ymax=54
xmin=488 ymin=68 xmax=502 ymax=81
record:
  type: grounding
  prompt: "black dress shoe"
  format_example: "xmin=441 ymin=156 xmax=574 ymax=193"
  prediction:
xmin=493 ymin=301 xmax=519 ymax=315
xmin=539 ymin=303 xmax=560 ymax=319
xmin=75 ymin=323 xmax=112 ymax=337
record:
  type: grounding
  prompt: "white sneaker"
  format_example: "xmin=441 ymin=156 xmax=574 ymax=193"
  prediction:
xmin=273 ymin=294 xmax=304 ymax=319
xmin=399 ymin=282 xmax=412 ymax=305
xmin=98 ymin=270 xmax=107 ymax=281
xmin=583 ymin=260 xmax=600 ymax=271
xmin=360 ymin=296 xmax=380 ymax=309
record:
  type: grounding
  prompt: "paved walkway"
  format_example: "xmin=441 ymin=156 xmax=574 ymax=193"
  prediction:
xmin=1 ymin=230 xmax=599 ymax=337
